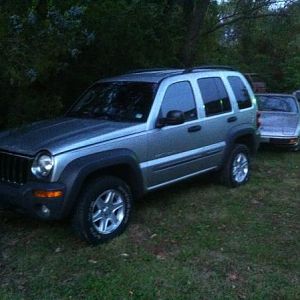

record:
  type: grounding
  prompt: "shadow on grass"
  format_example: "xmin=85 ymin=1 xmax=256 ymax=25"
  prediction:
xmin=0 ymin=170 xmax=219 ymax=248
xmin=258 ymin=143 xmax=297 ymax=154
xmin=137 ymin=171 xmax=217 ymax=206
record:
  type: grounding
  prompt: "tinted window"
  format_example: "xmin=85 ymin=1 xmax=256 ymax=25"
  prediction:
xmin=161 ymin=81 xmax=197 ymax=121
xmin=198 ymin=78 xmax=231 ymax=117
xmin=228 ymin=76 xmax=252 ymax=109
xmin=257 ymin=95 xmax=298 ymax=113
xmin=68 ymin=82 xmax=157 ymax=122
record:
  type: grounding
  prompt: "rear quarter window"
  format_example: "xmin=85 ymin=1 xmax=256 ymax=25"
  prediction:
xmin=228 ymin=76 xmax=252 ymax=109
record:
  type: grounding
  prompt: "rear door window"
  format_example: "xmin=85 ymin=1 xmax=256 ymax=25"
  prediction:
xmin=197 ymin=77 xmax=232 ymax=117
xmin=228 ymin=76 xmax=252 ymax=109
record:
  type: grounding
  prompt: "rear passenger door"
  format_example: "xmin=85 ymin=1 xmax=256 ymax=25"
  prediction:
xmin=196 ymin=76 xmax=237 ymax=157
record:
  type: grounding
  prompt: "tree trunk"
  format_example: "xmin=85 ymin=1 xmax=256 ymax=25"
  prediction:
xmin=182 ymin=0 xmax=210 ymax=67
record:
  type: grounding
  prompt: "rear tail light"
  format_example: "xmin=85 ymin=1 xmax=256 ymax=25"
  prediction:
xmin=256 ymin=112 xmax=261 ymax=128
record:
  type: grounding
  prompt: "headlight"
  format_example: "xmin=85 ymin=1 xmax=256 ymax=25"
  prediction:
xmin=31 ymin=152 xmax=54 ymax=178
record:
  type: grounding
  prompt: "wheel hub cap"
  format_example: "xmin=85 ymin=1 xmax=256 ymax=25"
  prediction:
xmin=232 ymin=153 xmax=249 ymax=183
xmin=91 ymin=189 xmax=125 ymax=235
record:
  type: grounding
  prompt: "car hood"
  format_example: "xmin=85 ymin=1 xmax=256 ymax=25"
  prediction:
xmin=259 ymin=111 xmax=300 ymax=136
xmin=0 ymin=117 xmax=145 ymax=156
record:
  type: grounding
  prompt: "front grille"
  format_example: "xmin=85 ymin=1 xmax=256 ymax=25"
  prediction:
xmin=0 ymin=151 xmax=32 ymax=185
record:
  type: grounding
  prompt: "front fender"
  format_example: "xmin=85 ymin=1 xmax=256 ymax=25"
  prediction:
xmin=58 ymin=148 xmax=145 ymax=217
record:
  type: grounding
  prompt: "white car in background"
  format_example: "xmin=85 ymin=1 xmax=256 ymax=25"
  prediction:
xmin=256 ymin=93 xmax=300 ymax=151
xmin=293 ymin=90 xmax=300 ymax=103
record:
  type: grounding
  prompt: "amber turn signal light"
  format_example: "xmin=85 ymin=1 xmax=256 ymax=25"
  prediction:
xmin=33 ymin=190 xmax=64 ymax=198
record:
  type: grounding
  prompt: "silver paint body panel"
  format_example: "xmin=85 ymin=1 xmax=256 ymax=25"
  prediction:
xmin=260 ymin=112 xmax=300 ymax=138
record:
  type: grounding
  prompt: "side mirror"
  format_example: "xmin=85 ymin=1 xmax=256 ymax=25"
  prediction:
xmin=157 ymin=110 xmax=185 ymax=128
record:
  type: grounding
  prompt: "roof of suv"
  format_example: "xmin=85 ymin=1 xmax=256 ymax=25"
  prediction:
xmin=101 ymin=66 xmax=238 ymax=83
xmin=108 ymin=69 xmax=184 ymax=83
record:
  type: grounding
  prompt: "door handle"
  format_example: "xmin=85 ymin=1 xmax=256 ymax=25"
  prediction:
xmin=227 ymin=116 xmax=237 ymax=123
xmin=188 ymin=125 xmax=202 ymax=132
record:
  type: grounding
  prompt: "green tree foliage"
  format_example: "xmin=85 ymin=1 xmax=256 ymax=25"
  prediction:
xmin=0 ymin=0 xmax=94 ymax=127
xmin=199 ymin=0 xmax=300 ymax=91
xmin=0 ymin=0 xmax=184 ymax=128
xmin=0 ymin=0 xmax=299 ymax=129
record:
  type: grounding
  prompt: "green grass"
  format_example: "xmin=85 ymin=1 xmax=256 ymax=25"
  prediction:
xmin=1 ymin=149 xmax=299 ymax=299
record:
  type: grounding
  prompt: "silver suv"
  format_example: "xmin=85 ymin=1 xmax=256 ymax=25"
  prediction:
xmin=0 ymin=66 xmax=260 ymax=244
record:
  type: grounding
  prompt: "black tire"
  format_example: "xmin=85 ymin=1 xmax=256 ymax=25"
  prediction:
xmin=72 ymin=176 xmax=132 ymax=245
xmin=220 ymin=144 xmax=250 ymax=188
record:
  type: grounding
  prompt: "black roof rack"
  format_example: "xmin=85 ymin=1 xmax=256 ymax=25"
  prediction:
xmin=126 ymin=68 xmax=179 ymax=74
xmin=183 ymin=65 xmax=236 ymax=74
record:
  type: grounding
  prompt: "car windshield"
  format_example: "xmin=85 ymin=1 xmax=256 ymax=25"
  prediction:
xmin=257 ymin=95 xmax=298 ymax=113
xmin=68 ymin=81 xmax=158 ymax=122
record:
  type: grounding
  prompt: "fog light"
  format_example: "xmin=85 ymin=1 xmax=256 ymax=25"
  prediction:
xmin=41 ymin=205 xmax=50 ymax=215
xmin=33 ymin=190 xmax=64 ymax=198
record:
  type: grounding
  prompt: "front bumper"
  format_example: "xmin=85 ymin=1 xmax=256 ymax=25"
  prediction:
xmin=260 ymin=136 xmax=300 ymax=149
xmin=0 ymin=181 xmax=66 ymax=220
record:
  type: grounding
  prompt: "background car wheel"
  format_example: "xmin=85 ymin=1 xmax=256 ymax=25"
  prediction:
xmin=72 ymin=176 xmax=132 ymax=245
xmin=220 ymin=144 xmax=250 ymax=188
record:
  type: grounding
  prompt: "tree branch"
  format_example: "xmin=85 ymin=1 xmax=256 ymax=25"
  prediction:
xmin=202 ymin=11 xmax=288 ymax=36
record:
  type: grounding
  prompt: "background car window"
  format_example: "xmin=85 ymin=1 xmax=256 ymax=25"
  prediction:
xmin=161 ymin=81 xmax=197 ymax=121
xmin=257 ymin=95 xmax=298 ymax=113
xmin=228 ymin=76 xmax=252 ymax=109
xmin=197 ymin=77 xmax=231 ymax=117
